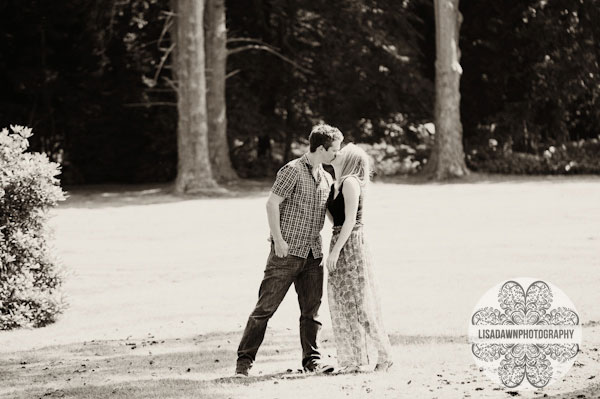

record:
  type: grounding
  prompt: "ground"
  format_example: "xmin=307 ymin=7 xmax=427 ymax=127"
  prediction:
xmin=1 ymin=174 xmax=599 ymax=398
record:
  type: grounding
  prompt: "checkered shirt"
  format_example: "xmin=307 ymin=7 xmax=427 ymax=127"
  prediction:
xmin=270 ymin=154 xmax=332 ymax=259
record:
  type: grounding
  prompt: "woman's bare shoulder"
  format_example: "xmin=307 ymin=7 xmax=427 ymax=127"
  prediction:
xmin=341 ymin=176 xmax=361 ymax=196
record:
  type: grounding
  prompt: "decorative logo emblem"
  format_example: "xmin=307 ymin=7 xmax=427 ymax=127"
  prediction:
xmin=468 ymin=278 xmax=581 ymax=390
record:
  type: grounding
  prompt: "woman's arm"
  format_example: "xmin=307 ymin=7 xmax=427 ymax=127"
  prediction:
xmin=326 ymin=177 xmax=360 ymax=272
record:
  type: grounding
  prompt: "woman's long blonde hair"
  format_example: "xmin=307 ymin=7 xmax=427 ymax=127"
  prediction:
xmin=337 ymin=143 xmax=372 ymax=187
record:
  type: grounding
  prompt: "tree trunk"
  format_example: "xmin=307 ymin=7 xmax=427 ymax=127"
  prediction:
xmin=173 ymin=0 xmax=218 ymax=193
xmin=426 ymin=0 xmax=469 ymax=179
xmin=283 ymin=90 xmax=295 ymax=163
xmin=205 ymin=0 xmax=237 ymax=182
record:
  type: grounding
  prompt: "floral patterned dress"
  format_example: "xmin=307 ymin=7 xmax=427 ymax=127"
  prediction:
xmin=326 ymin=180 xmax=393 ymax=369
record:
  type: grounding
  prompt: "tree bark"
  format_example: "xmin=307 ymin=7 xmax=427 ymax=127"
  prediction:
xmin=283 ymin=89 xmax=295 ymax=163
xmin=426 ymin=0 xmax=469 ymax=179
xmin=173 ymin=0 xmax=218 ymax=193
xmin=205 ymin=0 xmax=237 ymax=182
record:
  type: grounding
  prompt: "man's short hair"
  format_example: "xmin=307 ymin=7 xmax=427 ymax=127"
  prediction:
xmin=308 ymin=124 xmax=344 ymax=152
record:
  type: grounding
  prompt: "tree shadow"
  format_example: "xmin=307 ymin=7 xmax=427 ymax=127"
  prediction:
xmin=58 ymin=173 xmax=600 ymax=209
xmin=377 ymin=172 xmax=600 ymax=186
xmin=61 ymin=179 xmax=273 ymax=209
xmin=213 ymin=370 xmax=313 ymax=384
xmin=2 ymin=332 xmax=303 ymax=398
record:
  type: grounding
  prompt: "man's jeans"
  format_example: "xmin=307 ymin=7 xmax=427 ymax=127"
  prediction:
xmin=237 ymin=247 xmax=324 ymax=369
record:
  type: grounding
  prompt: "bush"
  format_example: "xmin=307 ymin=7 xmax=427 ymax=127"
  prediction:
xmin=0 ymin=125 xmax=66 ymax=330
xmin=357 ymin=139 xmax=430 ymax=177
xmin=467 ymin=137 xmax=600 ymax=175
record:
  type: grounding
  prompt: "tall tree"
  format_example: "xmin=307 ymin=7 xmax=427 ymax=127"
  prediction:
xmin=172 ymin=0 xmax=217 ymax=193
xmin=205 ymin=0 xmax=237 ymax=182
xmin=426 ymin=0 xmax=468 ymax=179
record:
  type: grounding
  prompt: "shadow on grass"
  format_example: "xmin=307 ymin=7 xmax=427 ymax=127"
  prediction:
xmin=377 ymin=171 xmax=600 ymax=186
xmin=0 ymin=333 xmax=302 ymax=399
xmin=14 ymin=379 xmax=234 ymax=399
xmin=214 ymin=370 xmax=313 ymax=384
xmin=545 ymin=382 xmax=600 ymax=399
xmin=14 ymin=372 xmax=340 ymax=399
xmin=3 ymin=329 xmax=600 ymax=398
xmin=59 ymin=173 xmax=600 ymax=209
xmin=60 ymin=173 xmax=600 ymax=209
xmin=61 ymin=179 xmax=274 ymax=209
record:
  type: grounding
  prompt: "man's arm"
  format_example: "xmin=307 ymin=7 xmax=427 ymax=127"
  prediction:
xmin=268 ymin=163 xmax=298 ymax=257
xmin=266 ymin=192 xmax=289 ymax=257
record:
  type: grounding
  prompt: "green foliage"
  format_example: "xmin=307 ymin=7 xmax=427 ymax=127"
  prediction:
xmin=0 ymin=0 xmax=176 ymax=184
xmin=0 ymin=125 xmax=66 ymax=330
xmin=461 ymin=0 xmax=600 ymax=153
xmin=1 ymin=0 xmax=599 ymax=181
xmin=356 ymin=121 xmax=434 ymax=176
xmin=358 ymin=142 xmax=420 ymax=176
xmin=225 ymin=0 xmax=432 ymax=176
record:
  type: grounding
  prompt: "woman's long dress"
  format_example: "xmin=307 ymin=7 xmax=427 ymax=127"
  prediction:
xmin=326 ymin=180 xmax=393 ymax=368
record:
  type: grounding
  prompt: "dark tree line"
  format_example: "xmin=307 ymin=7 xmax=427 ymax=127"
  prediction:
xmin=0 ymin=0 xmax=598 ymax=185
xmin=460 ymin=0 xmax=600 ymax=150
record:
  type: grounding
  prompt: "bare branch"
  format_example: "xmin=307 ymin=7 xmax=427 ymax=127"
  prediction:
xmin=228 ymin=44 xmax=313 ymax=75
xmin=146 ymin=87 xmax=176 ymax=92
xmin=163 ymin=76 xmax=179 ymax=93
xmin=160 ymin=10 xmax=177 ymax=17
xmin=227 ymin=37 xmax=278 ymax=48
xmin=153 ymin=43 xmax=176 ymax=84
xmin=157 ymin=14 xmax=174 ymax=49
xmin=123 ymin=102 xmax=177 ymax=108
xmin=226 ymin=69 xmax=241 ymax=80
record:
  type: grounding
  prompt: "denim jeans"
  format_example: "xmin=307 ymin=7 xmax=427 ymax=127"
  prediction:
xmin=237 ymin=246 xmax=324 ymax=368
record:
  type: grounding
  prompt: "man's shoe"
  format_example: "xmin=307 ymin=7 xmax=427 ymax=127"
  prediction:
xmin=234 ymin=361 xmax=251 ymax=377
xmin=303 ymin=361 xmax=334 ymax=374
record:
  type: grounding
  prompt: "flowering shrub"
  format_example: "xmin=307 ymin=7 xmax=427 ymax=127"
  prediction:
xmin=357 ymin=141 xmax=428 ymax=177
xmin=0 ymin=125 xmax=66 ymax=329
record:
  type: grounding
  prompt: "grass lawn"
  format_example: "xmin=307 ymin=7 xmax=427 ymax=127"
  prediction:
xmin=1 ymin=174 xmax=600 ymax=398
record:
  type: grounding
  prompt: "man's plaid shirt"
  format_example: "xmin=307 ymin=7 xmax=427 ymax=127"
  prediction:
xmin=271 ymin=154 xmax=332 ymax=259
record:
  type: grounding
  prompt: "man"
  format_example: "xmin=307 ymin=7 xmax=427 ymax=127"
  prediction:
xmin=235 ymin=124 xmax=343 ymax=377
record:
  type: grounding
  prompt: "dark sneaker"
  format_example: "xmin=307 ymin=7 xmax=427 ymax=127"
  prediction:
xmin=303 ymin=361 xmax=334 ymax=374
xmin=234 ymin=361 xmax=251 ymax=377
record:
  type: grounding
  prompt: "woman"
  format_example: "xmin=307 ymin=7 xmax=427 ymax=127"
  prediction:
xmin=326 ymin=143 xmax=393 ymax=373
